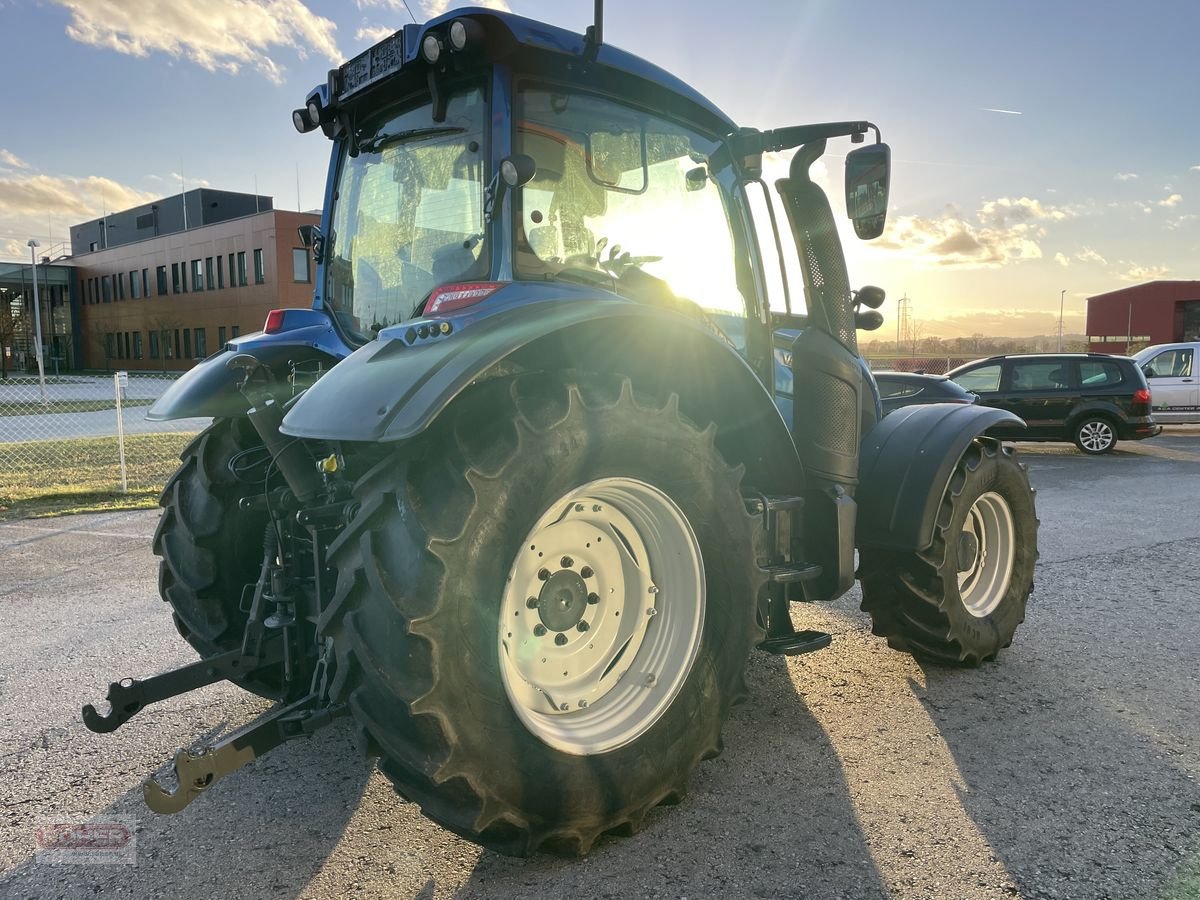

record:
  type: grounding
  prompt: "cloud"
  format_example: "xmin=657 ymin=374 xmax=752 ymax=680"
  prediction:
xmin=1119 ymin=263 xmax=1170 ymax=283
xmin=53 ymin=0 xmax=340 ymax=84
xmin=0 ymin=149 xmax=30 ymax=170
xmin=1157 ymin=193 xmax=1183 ymax=207
xmin=911 ymin=309 xmax=1087 ymax=340
xmin=0 ymin=170 xmax=157 ymax=261
xmin=417 ymin=0 xmax=511 ymax=16
xmin=355 ymin=0 xmax=511 ymax=19
xmin=1054 ymin=252 xmax=1069 ymax=267
xmin=1167 ymin=213 xmax=1198 ymax=231
xmin=1075 ymin=247 xmax=1107 ymax=265
xmin=355 ymin=24 xmax=397 ymax=42
xmin=1191 ymin=165 xmax=1200 ymax=172
xmin=1114 ymin=172 xmax=1138 ymax=182
xmin=874 ymin=196 xmax=1071 ymax=268
xmin=980 ymin=107 xmax=1023 ymax=115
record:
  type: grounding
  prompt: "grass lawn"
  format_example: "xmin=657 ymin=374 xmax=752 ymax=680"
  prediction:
xmin=0 ymin=431 xmax=194 ymax=520
xmin=0 ymin=399 xmax=153 ymax=415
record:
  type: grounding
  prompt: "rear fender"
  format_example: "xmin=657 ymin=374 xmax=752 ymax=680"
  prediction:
xmin=280 ymin=300 xmax=804 ymax=494
xmin=147 ymin=324 xmax=347 ymax=421
xmin=856 ymin=403 xmax=1025 ymax=552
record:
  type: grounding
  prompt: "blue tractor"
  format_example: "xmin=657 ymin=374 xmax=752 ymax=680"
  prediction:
xmin=85 ymin=6 xmax=1038 ymax=856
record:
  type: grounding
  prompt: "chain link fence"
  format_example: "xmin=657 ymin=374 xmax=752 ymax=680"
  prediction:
xmin=0 ymin=371 xmax=209 ymax=516
xmin=864 ymin=356 xmax=972 ymax=375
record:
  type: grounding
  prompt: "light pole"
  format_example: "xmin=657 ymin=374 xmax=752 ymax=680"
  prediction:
xmin=1057 ymin=289 xmax=1066 ymax=351
xmin=27 ymin=239 xmax=48 ymax=404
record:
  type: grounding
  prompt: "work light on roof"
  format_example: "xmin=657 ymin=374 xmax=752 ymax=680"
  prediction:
xmin=306 ymin=99 xmax=322 ymax=126
xmin=292 ymin=108 xmax=316 ymax=134
xmin=449 ymin=18 xmax=482 ymax=51
xmin=421 ymin=33 xmax=442 ymax=64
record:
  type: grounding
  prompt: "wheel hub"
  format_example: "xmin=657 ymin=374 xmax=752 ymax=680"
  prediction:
xmin=956 ymin=491 xmax=1016 ymax=618
xmin=537 ymin=569 xmax=589 ymax=632
xmin=956 ymin=531 xmax=980 ymax=573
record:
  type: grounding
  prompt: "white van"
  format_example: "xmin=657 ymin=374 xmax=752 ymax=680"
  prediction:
xmin=1133 ymin=342 xmax=1200 ymax=423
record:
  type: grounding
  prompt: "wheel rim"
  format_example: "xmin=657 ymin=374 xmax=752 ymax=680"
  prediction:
xmin=498 ymin=477 xmax=705 ymax=755
xmin=1079 ymin=420 xmax=1114 ymax=452
xmin=956 ymin=491 xmax=1015 ymax=618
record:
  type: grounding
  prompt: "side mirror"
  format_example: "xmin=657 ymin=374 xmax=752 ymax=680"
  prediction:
xmin=845 ymin=143 xmax=890 ymax=240
xmin=297 ymin=223 xmax=324 ymax=264
xmin=486 ymin=154 xmax=538 ymax=224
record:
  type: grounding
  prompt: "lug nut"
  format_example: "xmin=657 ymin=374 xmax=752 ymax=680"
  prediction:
xmin=574 ymin=504 xmax=585 ymax=512
xmin=561 ymin=556 xmax=574 ymax=568
xmin=526 ymin=597 xmax=538 ymax=609
xmin=559 ymin=703 xmax=570 ymax=711
xmin=577 ymin=621 xmax=589 ymax=632
xmin=537 ymin=568 xmax=550 ymax=581
xmin=533 ymin=624 xmax=547 ymax=637
xmin=579 ymin=700 xmax=588 ymax=708
xmin=592 ymin=504 xmax=602 ymax=512
xmin=554 ymin=633 xmax=568 ymax=646
xmin=587 ymin=592 xmax=599 ymax=605
xmin=648 ymin=585 xmax=659 ymax=594
xmin=646 ymin=607 xmax=657 ymax=617
xmin=580 ymin=566 xmax=593 ymax=579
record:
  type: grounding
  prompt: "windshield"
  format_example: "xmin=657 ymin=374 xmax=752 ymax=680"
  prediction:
xmin=513 ymin=86 xmax=749 ymax=351
xmin=326 ymin=86 xmax=487 ymax=341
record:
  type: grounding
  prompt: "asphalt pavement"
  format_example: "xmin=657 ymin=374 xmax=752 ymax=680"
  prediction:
xmin=1 ymin=431 xmax=1198 ymax=899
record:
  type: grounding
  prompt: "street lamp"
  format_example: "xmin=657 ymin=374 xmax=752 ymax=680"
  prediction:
xmin=27 ymin=239 xmax=48 ymax=404
xmin=1057 ymin=289 xmax=1066 ymax=352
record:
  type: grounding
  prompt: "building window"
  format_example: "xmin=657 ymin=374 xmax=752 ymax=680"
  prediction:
xmin=183 ymin=328 xmax=192 ymax=359
xmin=124 ymin=332 xmax=131 ymax=359
xmin=171 ymin=263 xmax=180 ymax=294
xmin=228 ymin=253 xmax=236 ymax=286
xmin=115 ymin=332 xmax=124 ymax=359
xmin=90 ymin=241 xmax=99 ymax=252
xmin=218 ymin=325 xmax=227 ymax=345
xmin=205 ymin=257 xmax=214 ymax=292
xmin=142 ymin=268 xmax=149 ymax=298
xmin=217 ymin=255 xmax=224 ymax=289
xmin=181 ymin=261 xmax=188 ymax=293
xmin=195 ymin=327 xmax=207 ymax=358
xmin=231 ymin=324 xmax=240 ymax=338
xmin=102 ymin=275 xmax=112 ymax=302
xmin=191 ymin=259 xmax=204 ymax=291
xmin=149 ymin=330 xmax=160 ymax=359
xmin=117 ymin=273 xmax=125 ymax=300
xmin=157 ymin=266 xmax=168 ymax=295
xmin=105 ymin=332 xmax=115 ymax=359
xmin=173 ymin=329 xmax=181 ymax=359
xmin=133 ymin=332 xmax=143 ymax=359
xmin=237 ymin=251 xmax=247 ymax=286
xmin=253 ymin=248 xmax=265 ymax=284
xmin=292 ymin=248 xmax=310 ymax=283
xmin=129 ymin=271 xmax=139 ymax=299
xmin=85 ymin=279 xmax=93 ymax=304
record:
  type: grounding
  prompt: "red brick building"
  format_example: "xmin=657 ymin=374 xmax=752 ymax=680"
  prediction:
xmin=1086 ymin=281 xmax=1200 ymax=354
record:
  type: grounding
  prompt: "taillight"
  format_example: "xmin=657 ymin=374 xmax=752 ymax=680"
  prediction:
xmin=1132 ymin=387 xmax=1151 ymax=414
xmin=425 ymin=282 xmax=504 ymax=316
xmin=263 ymin=309 xmax=286 ymax=334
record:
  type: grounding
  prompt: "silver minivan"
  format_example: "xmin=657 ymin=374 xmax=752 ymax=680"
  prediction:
xmin=1133 ymin=342 xmax=1200 ymax=423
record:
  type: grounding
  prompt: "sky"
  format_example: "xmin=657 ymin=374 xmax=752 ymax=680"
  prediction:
xmin=1 ymin=0 xmax=1198 ymax=338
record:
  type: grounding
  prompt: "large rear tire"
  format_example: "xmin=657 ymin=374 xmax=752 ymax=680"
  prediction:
xmin=858 ymin=440 xmax=1038 ymax=665
xmin=153 ymin=417 xmax=281 ymax=697
xmin=322 ymin=375 xmax=763 ymax=855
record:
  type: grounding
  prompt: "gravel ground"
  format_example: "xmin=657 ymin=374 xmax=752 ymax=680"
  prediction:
xmin=1 ymin=431 xmax=1198 ymax=900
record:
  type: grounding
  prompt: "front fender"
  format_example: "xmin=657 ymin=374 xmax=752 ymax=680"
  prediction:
xmin=855 ymin=403 xmax=1025 ymax=552
xmin=280 ymin=299 xmax=803 ymax=493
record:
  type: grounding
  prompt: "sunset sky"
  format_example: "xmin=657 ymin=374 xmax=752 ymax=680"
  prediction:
xmin=2 ymin=0 xmax=1196 ymax=337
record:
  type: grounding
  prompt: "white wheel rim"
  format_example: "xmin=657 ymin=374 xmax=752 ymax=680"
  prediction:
xmin=1079 ymin=420 xmax=1114 ymax=452
xmin=498 ymin=477 xmax=705 ymax=755
xmin=956 ymin=491 xmax=1015 ymax=618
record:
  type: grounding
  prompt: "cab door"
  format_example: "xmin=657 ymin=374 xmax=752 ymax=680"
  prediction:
xmin=1140 ymin=346 xmax=1199 ymax=421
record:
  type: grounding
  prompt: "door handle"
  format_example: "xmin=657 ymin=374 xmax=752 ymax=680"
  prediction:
xmin=1183 ymin=379 xmax=1194 ymax=383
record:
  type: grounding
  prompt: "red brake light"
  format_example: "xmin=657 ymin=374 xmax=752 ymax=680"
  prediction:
xmin=1133 ymin=388 xmax=1151 ymax=404
xmin=264 ymin=309 xmax=286 ymax=334
xmin=425 ymin=282 xmax=504 ymax=316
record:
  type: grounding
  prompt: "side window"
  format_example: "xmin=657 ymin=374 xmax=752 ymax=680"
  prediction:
xmin=1078 ymin=361 xmax=1124 ymax=387
xmin=1144 ymin=349 xmax=1193 ymax=378
xmin=1009 ymin=361 xmax=1070 ymax=391
xmin=952 ymin=364 xmax=1001 ymax=393
xmin=877 ymin=380 xmax=921 ymax=399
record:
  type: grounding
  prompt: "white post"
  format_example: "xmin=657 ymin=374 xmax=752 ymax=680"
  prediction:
xmin=27 ymin=240 xmax=47 ymax=405
xmin=114 ymin=372 xmax=128 ymax=494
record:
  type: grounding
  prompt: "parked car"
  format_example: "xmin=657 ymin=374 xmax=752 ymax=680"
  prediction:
xmin=1132 ymin=342 xmax=1200 ymax=423
xmin=873 ymin=371 xmax=978 ymax=416
xmin=947 ymin=353 xmax=1161 ymax=454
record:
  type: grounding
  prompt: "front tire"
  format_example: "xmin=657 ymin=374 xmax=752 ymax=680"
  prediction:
xmin=858 ymin=440 xmax=1038 ymax=665
xmin=1074 ymin=415 xmax=1117 ymax=454
xmin=321 ymin=375 xmax=763 ymax=855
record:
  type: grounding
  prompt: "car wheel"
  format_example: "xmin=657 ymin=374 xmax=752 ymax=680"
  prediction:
xmin=1073 ymin=416 xmax=1117 ymax=455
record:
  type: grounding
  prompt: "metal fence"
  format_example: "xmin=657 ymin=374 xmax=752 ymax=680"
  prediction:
xmin=0 ymin=370 xmax=209 ymax=509
xmin=864 ymin=356 xmax=972 ymax=375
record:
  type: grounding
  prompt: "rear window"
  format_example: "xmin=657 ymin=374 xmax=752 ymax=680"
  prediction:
xmin=877 ymin=379 xmax=923 ymax=399
xmin=1009 ymin=361 xmax=1071 ymax=391
xmin=1078 ymin=360 xmax=1125 ymax=387
xmin=952 ymin=364 xmax=1001 ymax=393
